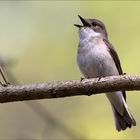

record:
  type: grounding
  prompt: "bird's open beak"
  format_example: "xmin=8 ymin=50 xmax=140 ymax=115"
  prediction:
xmin=74 ymin=15 xmax=91 ymax=28
xmin=74 ymin=24 xmax=83 ymax=28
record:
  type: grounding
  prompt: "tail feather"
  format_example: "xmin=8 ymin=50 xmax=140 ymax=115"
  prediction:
xmin=112 ymin=105 xmax=136 ymax=131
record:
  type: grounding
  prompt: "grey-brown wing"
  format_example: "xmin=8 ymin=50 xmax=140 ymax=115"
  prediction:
xmin=103 ymin=39 xmax=126 ymax=100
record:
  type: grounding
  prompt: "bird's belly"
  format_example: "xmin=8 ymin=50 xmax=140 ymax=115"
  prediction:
xmin=77 ymin=46 xmax=118 ymax=78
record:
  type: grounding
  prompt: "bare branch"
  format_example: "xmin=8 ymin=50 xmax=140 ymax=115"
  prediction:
xmin=0 ymin=74 xmax=140 ymax=103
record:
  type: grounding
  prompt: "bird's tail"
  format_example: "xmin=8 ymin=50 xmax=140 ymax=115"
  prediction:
xmin=111 ymin=102 xmax=136 ymax=131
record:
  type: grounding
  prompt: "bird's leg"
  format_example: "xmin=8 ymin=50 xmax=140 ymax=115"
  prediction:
xmin=80 ymin=77 xmax=85 ymax=81
xmin=80 ymin=77 xmax=90 ymax=81
xmin=97 ymin=76 xmax=102 ymax=81
xmin=0 ymin=66 xmax=10 ymax=86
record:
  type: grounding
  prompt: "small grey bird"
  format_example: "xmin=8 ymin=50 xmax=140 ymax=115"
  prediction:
xmin=74 ymin=15 xmax=136 ymax=131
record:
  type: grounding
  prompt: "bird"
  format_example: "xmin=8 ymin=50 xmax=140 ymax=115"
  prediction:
xmin=74 ymin=15 xmax=136 ymax=131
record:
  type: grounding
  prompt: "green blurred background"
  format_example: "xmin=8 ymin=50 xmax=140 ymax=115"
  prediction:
xmin=0 ymin=1 xmax=140 ymax=139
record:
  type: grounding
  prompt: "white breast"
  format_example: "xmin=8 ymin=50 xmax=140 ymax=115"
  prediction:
xmin=77 ymin=37 xmax=119 ymax=78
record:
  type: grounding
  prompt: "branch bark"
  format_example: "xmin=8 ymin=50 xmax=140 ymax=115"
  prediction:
xmin=0 ymin=74 xmax=140 ymax=103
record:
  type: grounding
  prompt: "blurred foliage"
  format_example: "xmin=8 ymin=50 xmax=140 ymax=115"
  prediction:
xmin=0 ymin=1 xmax=140 ymax=139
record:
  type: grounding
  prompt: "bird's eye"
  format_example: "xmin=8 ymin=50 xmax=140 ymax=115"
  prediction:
xmin=92 ymin=22 xmax=97 ymax=26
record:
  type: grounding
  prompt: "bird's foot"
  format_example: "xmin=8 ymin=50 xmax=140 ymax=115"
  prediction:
xmin=97 ymin=76 xmax=102 ymax=82
xmin=80 ymin=77 xmax=85 ymax=81
xmin=80 ymin=77 xmax=90 ymax=81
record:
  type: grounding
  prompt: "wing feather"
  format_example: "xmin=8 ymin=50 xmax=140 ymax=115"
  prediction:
xmin=103 ymin=39 xmax=126 ymax=100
